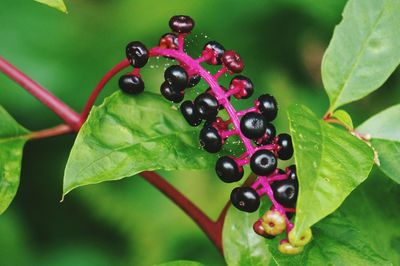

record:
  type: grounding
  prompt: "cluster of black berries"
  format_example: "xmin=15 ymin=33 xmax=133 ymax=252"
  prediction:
xmin=118 ymin=15 xmax=303 ymax=249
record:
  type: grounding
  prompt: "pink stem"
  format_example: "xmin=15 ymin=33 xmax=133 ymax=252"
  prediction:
xmin=236 ymin=107 xmax=258 ymax=117
xmin=220 ymin=129 xmax=238 ymax=139
xmin=214 ymin=66 xmax=227 ymax=80
xmin=0 ymin=56 xmax=81 ymax=131
xmin=178 ymin=34 xmax=185 ymax=51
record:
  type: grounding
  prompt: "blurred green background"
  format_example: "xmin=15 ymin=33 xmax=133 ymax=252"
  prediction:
xmin=0 ymin=0 xmax=399 ymax=265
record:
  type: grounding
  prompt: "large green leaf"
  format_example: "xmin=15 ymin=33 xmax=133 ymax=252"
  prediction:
xmin=0 ymin=106 xmax=29 ymax=214
xmin=34 ymin=0 xmax=68 ymax=13
xmin=322 ymin=0 xmax=400 ymax=112
xmin=222 ymin=204 xmax=390 ymax=265
xmin=154 ymin=261 xmax=204 ymax=266
xmin=358 ymin=104 xmax=400 ymax=184
xmin=287 ymin=104 xmax=373 ymax=239
xmin=63 ymin=92 xmax=219 ymax=196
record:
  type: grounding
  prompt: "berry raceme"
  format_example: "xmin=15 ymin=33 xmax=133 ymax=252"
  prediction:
xmin=118 ymin=15 xmax=310 ymax=254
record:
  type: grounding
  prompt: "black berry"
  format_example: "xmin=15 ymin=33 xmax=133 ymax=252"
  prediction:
xmin=258 ymin=94 xmax=278 ymax=122
xmin=230 ymin=187 xmax=260 ymax=213
xmin=271 ymin=179 xmax=298 ymax=208
xmin=230 ymin=75 xmax=254 ymax=99
xmin=199 ymin=125 xmax=222 ymax=153
xmin=160 ymin=81 xmax=184 ymax=103
xmin=169 ymin=15 xmax=195 ymax=33
xmin=159 ymin=33 xmax=179 ymax=49
xmin=194 ymin=93 xmax=219 ymax=121
xmin=118 ymin=74 xmax=144 ymax=95
xmin=164 ymin=65 xmax=188 ymax=90
xmin=256 ymin=122 xmax=276 ymax=146
xmin=250 ymin=149 xmax=277 ymax=176
xmin=277 ymin=133 xmax=293 ymax=160
xmin=215 ymin=156 xmax=244 ymax=183
xmin=203 ymin=41 xmax=225 ymax=65
xmin=286 ymin=165 xmax=298 ymax=188
xmin=126 ymin=41 xmax=149 ymax=68
xmin=240 ymin=112 xmax=267 ymax=140
xmin=180 ymin=101 xmax=202 ymax=127
xmin=222 ymin=50 xmax=244 ymax=73
xmin=188 ymin=74 xmax=201 ymax=88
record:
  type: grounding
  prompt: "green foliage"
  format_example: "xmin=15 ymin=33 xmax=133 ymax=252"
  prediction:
xmin=34 ymin=0 xmax=67 ymax=13
xmin=322 ymin=0 xmax=400 ymax=112
xmin=331 ymin=109 xmax=353 ymax=129
xmin=154 ymin=261 xmax=204 ymax=266
xmin=287 ymin=104 xmax=374 ymax=239
xmin=63 ymin=92 xmax=217 ymax=196
xmin=0 ymin=106 xmax=29 ymax=214
xmin=358 ymin=104 xmax=400 ymax=184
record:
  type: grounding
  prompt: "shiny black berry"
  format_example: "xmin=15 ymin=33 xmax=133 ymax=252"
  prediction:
xmin=118 ymin=74 xmax=144 ymax=95
xmin=240 ymin=112 xmax=267 ymax=140
xmin=125 ymin=41 xmax=149 ymax=68
xmin=258 ymin=94 xmax=278 ymax=122
xmin=215 ymin=156 xmax=244 ymax=183
xmin=286 ymin=165 xmax=298 ymax=188
xmin=169 ymin=15 xmax=195 ymax=33
xmin=194 ymin=93 xmax=219 ymax=121
xmin=160 ymin=81 xmax=184 ymax=103
xmin=230 ymin=187 xmax=260 ymax=213
xmin=199 ymin=125 xmax=222 ymax=153
xmin=180 ymin=101 xmax=202 ymax=127
xmin=230 ymin=75 xmax=254 ymax=99
xmin=250 ymin=149 xmax=277 ymax=176
xmin=271 ymin=179 xmax=298 ymax=208
xmin=222 ymin=50 xmax=244 ymax=73
xmin=188 ymin=74 xmax=201 ymax=88
xmin=256 ymin=123 xmax=276 ymax=146
xmin=164 ymin=65 xmax=188 ymax=91
xmin=277 ymin=133 xmax=293 ymax=160
xmin=159 ymin=33 xmax=179 ymax=49
xmin=203 ymin=41 xmax=225 ymax=65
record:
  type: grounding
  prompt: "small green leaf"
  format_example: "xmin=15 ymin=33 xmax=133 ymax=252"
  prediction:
xmin=287 ymin=104 xmax=374 ymax=239
xmin=0 ymin=106 xmax=30 ymax=214
xmin=63 ymin=92 xmax=221 ymax=196
xmin=322 ymin=0 xmax=400 ymax=111
xmin=358 ymin=104 xmax=400 ymax=142
xmin=154 ymin=261 xmax=204 ymax=266
xmin=34 ymin=0 xmax=68 ymax=13
xmin=332 ymin=109 xmax=353 ymax=129
xmin=370 ymin=139 xmax=400 ymax=184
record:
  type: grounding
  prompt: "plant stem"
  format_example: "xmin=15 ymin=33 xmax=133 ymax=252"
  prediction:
xmin=0 ymin=56 xmax=81 ymax=131
xmin=28 ymin=124 xmax=73 ymax=140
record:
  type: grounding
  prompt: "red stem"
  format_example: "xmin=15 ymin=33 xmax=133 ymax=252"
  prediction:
xmin=0 ymin=56 xmax=81 ymax=131
xmin=28 ymin=124 xmax=73 ymax=140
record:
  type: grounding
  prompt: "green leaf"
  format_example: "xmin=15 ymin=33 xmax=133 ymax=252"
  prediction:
xmin=154 ymin=261 xmax=204 ymax=266
xmin=222 ymin=204 xmax=390 ymax=265
xmin=287 ymin=104 xmax=374 ymax=239
xmin=63 ymin=92 xmax=219 ymax=196
xmin=370 ymin=139 xmax=400 ymax=184
xmin=0 ymin=106 xmax=30 ymax=214
xmin=34 ymin=0 xmax=68 ymax=13
xmin=222 ymin=207 xmax=273 ymax=266
xmin=357 ymin=104 xmax=400 ymax=142
xmin=332 ymin=109 xmax=353 ymax=129
xmin=322 ymin=0 xmax=400 ymax=111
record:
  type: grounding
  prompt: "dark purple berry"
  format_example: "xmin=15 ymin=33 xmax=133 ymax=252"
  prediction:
xmin=256 ymin=123 xmax=276 ymax=146
xmin=258 ymin=94 xmax=278 ymax=122
xmin=271 ymin=179 xmax=298 ymax=208
xmin=240 ymin=112 xmax=267 ymax=140
xmin=222 ymin=50 xmax=244 ymax=73
xmin=119 ymin=74 xmax=144 ymax=95
xmin=180 ymin=101 xmax=202 ymax=127
xmin=202 ymin=41 xmax=225 ymax=65
xmin=286 ymin=165 xmax=298 ymax=188
xmin=159 ymin=33 xmax=179 ymax=49
xmin=194 ymin=93 xmax=219 ymax=121
xmin=199 ymin=125 xmax=222 ymax=153
xmin=126 ymin=41 xmax=149 ymax=68
xmin=164 ymin=65 xmax=188 ymax=91
xmin=250 ymin=149 xmax=277 ymax=176
xmin=277 ymin=133 xmax=293 ymax=160
xmin=188 ymin=74 xmax=201 ymax=88
xmin=230 ymin=75 xmax=254 ymax=99
xmin=169 ymin=15 xmax=195 ymax=33
xmin=230 ymin=187 xmax=260 ymax=213
xmin=160 ymin=81 xmax=184 ymax=103
xmin=215 ymin=156 xmax=244 ymax=183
